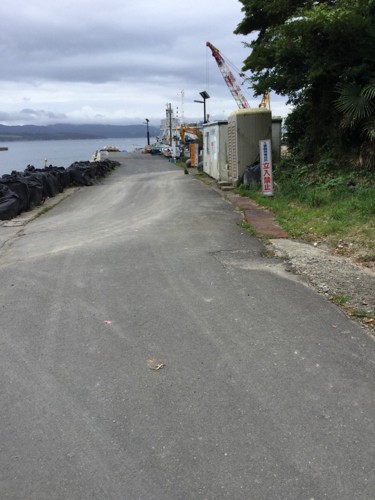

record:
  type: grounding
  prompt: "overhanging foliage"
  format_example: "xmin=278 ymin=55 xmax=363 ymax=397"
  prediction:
xmin=235 ymin=0 xmax=375 ymax=168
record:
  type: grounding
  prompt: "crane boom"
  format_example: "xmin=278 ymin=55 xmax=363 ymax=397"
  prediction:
xmin=259 ymin=90 xmax=271 ymax=110
xmin=206 ymin=41 xmax=250 ymax=109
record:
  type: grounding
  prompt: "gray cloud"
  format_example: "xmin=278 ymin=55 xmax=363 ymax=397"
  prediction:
xmin=0 ymin=109 xmax=67 ymax=124
xmin=0 ymin=1 xmax=290 ymax=125
xmin=20 ymin=109 xmax=67 ymax=119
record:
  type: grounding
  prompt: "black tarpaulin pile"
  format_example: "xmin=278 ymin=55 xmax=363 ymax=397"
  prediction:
xmin=0 ymin=159 xmax=119 ymax=220
xmin=0 ymin=184 xmax=22 ymax=220
xmin=67 ymin=160 xmax=117 ymax=186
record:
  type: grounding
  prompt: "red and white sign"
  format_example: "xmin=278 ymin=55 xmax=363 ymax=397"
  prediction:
xmin=259 ymin=139 xmax=273 ymax=196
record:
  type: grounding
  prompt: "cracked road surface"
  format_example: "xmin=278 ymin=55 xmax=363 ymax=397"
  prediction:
xmin=1 ymin=153 xmax=374 ymax=499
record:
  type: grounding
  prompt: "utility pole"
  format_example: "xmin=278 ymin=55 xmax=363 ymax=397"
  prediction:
xmin=145 ymin=118 xmax=150 ymax=146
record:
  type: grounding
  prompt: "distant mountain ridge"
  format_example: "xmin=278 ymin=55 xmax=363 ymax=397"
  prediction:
xmin=0 ymin=123 xmax=160 ymax=141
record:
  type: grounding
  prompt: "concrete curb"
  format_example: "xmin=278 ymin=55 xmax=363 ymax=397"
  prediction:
xmin=0 ymin=187 xmax=80 ymax=228
xmin=0 ymin=187 xmax=80 ymax=250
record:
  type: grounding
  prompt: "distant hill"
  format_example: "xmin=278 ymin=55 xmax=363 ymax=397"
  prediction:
xmin=0 ymin=123 xmax=160 ymax=141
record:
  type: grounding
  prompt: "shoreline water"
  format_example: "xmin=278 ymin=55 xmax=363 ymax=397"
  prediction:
xmin=0 ymin=137 xmax=154 ymax=177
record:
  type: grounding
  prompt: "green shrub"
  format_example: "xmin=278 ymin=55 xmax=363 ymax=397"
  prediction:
xmin=235 ymin=152 xmax=374 ymax=251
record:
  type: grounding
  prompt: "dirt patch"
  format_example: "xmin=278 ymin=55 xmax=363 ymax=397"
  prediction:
xmin=269 ymin=239 xmax=375 ymax=331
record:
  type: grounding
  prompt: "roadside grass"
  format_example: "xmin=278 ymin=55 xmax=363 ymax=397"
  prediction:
xmin=235 ymin=165 xmax=375 ymax=265
xmin=175 ymin=160 xmax=186 ymax=168
xmin=32 ymin=206 xmax=52 ymax=219
xmin=331 ymin=294 xmax=349 ymax=306
xmin=238 ymin=221 xmax=257 ymax=236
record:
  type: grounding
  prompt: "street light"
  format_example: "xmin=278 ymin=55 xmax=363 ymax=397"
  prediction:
xmin=144 ymin=118 xmax=150 ymax=146
xmin=194 ymin=90 xmax=210 ymax=123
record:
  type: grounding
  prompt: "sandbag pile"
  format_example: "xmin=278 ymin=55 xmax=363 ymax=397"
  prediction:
xmin=0 ymin=159 xmax=119 ymax=220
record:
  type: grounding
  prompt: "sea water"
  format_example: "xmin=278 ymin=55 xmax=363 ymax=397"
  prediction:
xmin=0 ymin=137 xmax=154 ymax=177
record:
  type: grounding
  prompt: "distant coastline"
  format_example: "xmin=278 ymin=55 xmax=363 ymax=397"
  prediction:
xmin=0 ymin=123 xmax=160 ymax=142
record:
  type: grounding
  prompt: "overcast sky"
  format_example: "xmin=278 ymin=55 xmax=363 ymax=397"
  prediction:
xmin=0 ymin=0 xmax=291 ymax=127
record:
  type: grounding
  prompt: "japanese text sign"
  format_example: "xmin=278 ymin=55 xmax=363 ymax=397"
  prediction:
xmin=259 ymin=139 xmax=273 ymax=196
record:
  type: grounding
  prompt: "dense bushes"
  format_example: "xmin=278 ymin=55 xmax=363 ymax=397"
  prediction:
xmin=0 ymin=159 xmax=119 ymax=220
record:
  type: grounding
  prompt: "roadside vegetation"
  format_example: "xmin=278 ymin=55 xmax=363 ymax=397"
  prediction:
xmin=236 ymin=0 xmax=375 ymax=171
xmin=236 ymin=156 xmax=375 ymax=266
xmin=233 ymin=1 xmax=374 ymax=266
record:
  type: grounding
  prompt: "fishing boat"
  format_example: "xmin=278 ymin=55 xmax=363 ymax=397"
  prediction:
xmin=99 ymin=145 xmax=121 ymax=152
xmin=91 ymin=145 xmax=121 ymax=162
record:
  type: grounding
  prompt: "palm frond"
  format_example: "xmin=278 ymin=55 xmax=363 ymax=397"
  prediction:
xmin=335 ymin=83 xmax=375 ymax=122
xmin=362 ymin=80 xmax=375 ymax=100
xmin=362 ymin=116 xmax=375 ymax=142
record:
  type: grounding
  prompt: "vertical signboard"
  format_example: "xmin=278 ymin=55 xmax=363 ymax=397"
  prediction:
xmin=190 ymin=143 xmax=199 ymax=167
xmin=259 ymin=139 xmax=273 ymax=196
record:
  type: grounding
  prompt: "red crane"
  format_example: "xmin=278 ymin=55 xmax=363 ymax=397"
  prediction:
xmin=206 ymin=41 xmax=250 ymax=109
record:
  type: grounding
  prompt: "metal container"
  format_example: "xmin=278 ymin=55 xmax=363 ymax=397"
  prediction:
xmin=202 ymin=121 xmax=228 ymax=181
xmin=228 ymin=109 xmax=272 ymax=186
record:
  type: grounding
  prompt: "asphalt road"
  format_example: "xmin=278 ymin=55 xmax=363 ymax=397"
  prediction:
xmin=1 ymin=153 xmax=374 ymax=499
